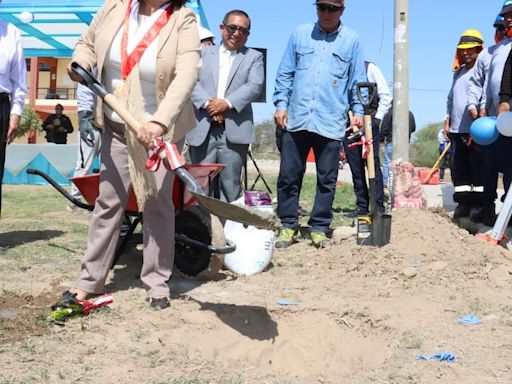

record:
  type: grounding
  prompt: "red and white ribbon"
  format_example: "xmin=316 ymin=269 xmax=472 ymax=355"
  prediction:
xmin=78 ymin=293 xmax=113 ymax=315
xmin=145 ymin=138 xmax=185 ymax=172
xmin=347 ymin=136 xmax=373 ymax=159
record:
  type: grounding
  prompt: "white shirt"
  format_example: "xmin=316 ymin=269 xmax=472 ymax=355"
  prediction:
xmin=217 ymin=43 xmax=236 ymax=102
xmin=0 ymin=20 xmax=27 ymax=116
xmin=103 ymin=0 xmax=163 ymax=123
xmin=366 ymin=62 xmax=392 ymax=121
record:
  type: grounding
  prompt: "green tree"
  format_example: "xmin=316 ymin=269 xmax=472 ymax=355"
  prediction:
xmin=17 ymin=104 xmax=42 ymax=139
xmin=410 ymin=122 xmax=443 ymax=167
xmin=252 ymin=119 xmax=278 ymax=155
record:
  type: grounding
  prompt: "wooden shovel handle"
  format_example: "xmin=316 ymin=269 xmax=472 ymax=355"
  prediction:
xmin=424 ymin=141 xmax=451 ymax=183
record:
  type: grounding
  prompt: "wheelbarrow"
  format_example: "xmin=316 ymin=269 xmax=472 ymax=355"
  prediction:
xmin=69 ymin=62 xmax=280 ymax=232
xmin=27 ymin=164 xmax=236 ymax=280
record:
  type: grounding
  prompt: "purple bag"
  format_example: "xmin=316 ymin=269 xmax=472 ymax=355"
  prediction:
xmin=243 ymin=190 xmax=272 ymax=207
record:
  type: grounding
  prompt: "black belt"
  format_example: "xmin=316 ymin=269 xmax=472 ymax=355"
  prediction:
xmin=0 ymin=93 xmax=9 ymax=103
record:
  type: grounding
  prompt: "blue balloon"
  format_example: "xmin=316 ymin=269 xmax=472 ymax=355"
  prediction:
xmin=470 ymin=116 xmax=499 ymax=145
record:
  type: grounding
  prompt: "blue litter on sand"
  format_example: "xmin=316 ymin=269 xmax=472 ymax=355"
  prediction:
xmin=458 ymin=314 xmax=481 ymax=325
xmin=276 ymin=299 xmax=299 ymax=306
xmin=416 ymin=353 xmax=456 ymax=362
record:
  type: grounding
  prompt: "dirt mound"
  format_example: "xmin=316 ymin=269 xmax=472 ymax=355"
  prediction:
xmin=1 ymin=208 xmax=512 ymax=383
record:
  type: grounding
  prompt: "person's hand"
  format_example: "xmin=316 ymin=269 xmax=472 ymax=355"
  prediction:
xmin=497 ymin=101 xmax=511 ymax=115
xmin=206 ymin=98 xmax=229 ymax=116
xmin=212 ymin=113 xmax=224 ymax=124
xmin=274 ymin=110 xmax=288 ymax=129
xmin=469 ymin=109 xmax=478 ymax=120
xmin=137 ymin=121 xmax=166 ymax=148
xmin=351 ymin=114 xmax=363 ymax=129
xmin=478 ymin=108 xmax=487 ymax=118
xmin=67 ymin=61 xmax=90 ymax=83
xmin=78 ymin=110 xmax=96 ymax=147
xmin=58 ymin=127 xmax=65 ymax=133
xmin=443 ymin=118 xmax=450 ymax=137
xmin=6 ymin=114 xmax=20 ymax=144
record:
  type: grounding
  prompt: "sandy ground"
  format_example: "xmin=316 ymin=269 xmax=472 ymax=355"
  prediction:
xmin=1 ymin=169 xmax=512 ymax=383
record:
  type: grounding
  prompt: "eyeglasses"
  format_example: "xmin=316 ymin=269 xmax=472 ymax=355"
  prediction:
xmin=223 ymin=24 xmax=250 ymax=36
xmin=316 ymin=4 xmax=344 ymax=13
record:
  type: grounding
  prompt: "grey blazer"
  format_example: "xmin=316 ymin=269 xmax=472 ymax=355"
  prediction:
xmin=187 ymin=44 xmax=264 ymax=146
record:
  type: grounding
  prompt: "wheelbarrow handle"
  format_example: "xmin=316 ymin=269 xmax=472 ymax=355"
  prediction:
xmin=356 ymin=82 xmax=377 ymax=115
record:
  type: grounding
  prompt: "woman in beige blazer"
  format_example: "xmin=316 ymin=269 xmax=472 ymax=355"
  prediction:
xmin=64 ymin=0 xmax=201 ymax=310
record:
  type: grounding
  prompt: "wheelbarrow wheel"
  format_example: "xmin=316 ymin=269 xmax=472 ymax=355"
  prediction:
xmin=174 ymin=205 xmax=225 ymax=280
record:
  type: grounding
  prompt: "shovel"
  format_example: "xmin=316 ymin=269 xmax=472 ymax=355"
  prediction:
xmin=70 ymin=62 xmax=280 ymax=230
xmin=422 ymin=141 xmax=451 ymax=184
xmin=356 ymin=82 xmax=391 ymax=246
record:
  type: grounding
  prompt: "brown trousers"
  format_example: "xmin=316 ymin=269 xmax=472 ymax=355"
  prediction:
xmin=75 ymin=117 xmax=175 ymax=298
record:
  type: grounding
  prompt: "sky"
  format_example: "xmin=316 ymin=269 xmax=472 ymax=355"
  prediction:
xmin=199 ymin=0 xmax=503 ymax=130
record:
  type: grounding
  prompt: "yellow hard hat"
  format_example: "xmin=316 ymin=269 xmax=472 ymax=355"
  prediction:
xmin=457 ymin=29 xmax=484 ymax=49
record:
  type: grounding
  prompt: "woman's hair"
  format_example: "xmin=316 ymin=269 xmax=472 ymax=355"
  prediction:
xmin=171 ymin=0 xmax=188 ymax=7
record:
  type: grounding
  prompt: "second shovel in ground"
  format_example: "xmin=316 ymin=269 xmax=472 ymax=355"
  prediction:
xmin=356 ymin=82 xmax=391 ymax=246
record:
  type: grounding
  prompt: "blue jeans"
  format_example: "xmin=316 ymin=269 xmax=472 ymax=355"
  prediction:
xmin=382 ymin=141 xmax=393 ymax=187
xmin=277 ymin=130 xmax=340 ymax=233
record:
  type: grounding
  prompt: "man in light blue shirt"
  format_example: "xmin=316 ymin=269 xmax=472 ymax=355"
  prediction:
xmin=273 ymin=0 xmax=366 ymax=248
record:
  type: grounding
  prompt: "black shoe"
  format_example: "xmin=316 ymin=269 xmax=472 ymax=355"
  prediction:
xmin=453 ymin=204 xmax=470 ymax=219
xmin=470 ymin=206 xmax=495 ymax=224
xmin=51 ymin=290 xmax=82 ymax=311
xmin=149 ymin=297 xmax=170 ymax=310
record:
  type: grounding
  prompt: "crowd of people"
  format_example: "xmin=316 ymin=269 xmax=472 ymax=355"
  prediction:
xmin=3 ymin=0 xmax=512 ymax=310
xmin=0 ymin=0 xmax=419 ymax=309
xmin=444 ymin=2 xmax=512 ymax=227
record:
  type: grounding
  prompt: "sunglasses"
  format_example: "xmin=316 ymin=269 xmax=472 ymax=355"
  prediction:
xmin=316 ymin=4 xmax=344 ymax=13
xmin=223 ymin=24 xmax=250 ymax=36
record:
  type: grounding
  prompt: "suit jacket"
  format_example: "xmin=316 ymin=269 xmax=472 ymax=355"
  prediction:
xmin=72 ymin=0 xmax=201 ymax=143
xmin=187 ymin=44 xmax=264 ymax=146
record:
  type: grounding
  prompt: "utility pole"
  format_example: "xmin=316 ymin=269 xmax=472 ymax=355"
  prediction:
xmin=393 ymin=0 xmax=409 ymax=162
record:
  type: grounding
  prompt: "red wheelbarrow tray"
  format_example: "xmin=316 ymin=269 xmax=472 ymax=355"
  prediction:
xmin=70 ymin=163 xmax=224 ymax=213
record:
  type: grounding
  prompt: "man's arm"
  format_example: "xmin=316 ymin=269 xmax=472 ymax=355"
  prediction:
xmin=224 ymin=50 xmax=265 ymax=113
xmin=42 ymin=115 xmax=53 ymax=131
xmin=63 ymin=116 xmax=74 ymax=133
xmin=190 ymin=45 xmax=214 ymax=110
xmin=273 ymin=32 xmax=297 ymax=113
xmin=498 ymin=48 xmax=512 ymax=114
xmin=379 ymin=109 xmax=392 ymax=141
xmin=76 ymin=82 xmax=98 ymax=146
xmin=7 ymin=24 xmax=27 ymax=144
xmin=445 ymin=73 xmax=455 ymax=133
xmin=366 ymin=62 xmax=392 ymax=121
xmin=347 ymin=39 xmax=366 ymax=126
xmin=467 ymin=52 xmax=487 ymax=119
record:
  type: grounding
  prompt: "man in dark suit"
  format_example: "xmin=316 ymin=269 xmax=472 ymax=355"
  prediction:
xmin=42 ymin=103 xmax=74 ymax=144
xmin=187 ymin=9 xmax=264 ymax=202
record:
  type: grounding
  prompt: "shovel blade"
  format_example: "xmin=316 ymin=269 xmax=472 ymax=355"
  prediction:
xmin=191 ymin=192 xmax=281 ymax=230
xmin=371 ymin=213 xmax=392 ymax=246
